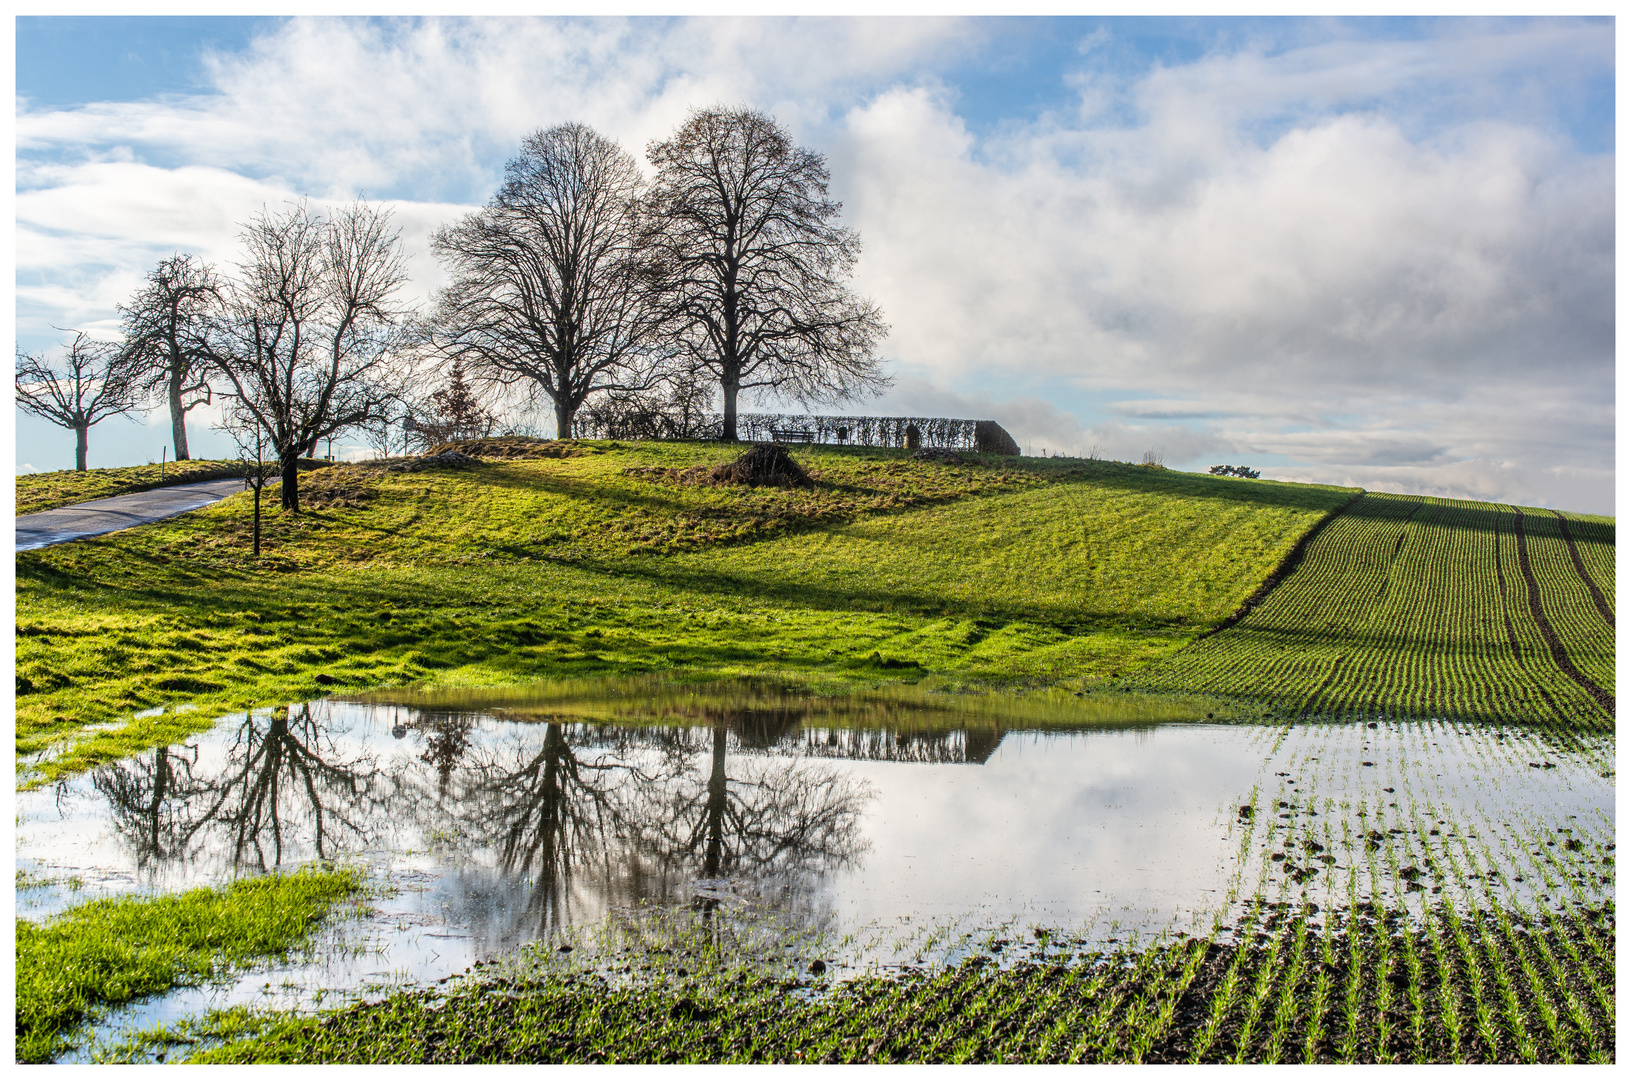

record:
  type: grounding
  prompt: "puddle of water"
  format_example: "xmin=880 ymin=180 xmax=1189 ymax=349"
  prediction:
xmin=16 ymin=679 xmax=1614 ymax=1060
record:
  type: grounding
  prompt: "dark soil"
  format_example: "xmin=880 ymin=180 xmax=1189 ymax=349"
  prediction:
xmin=709 ymin=444 xmax=813 ymax=488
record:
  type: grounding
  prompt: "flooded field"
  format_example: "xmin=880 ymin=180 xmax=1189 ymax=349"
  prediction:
xmin=16 ymin=679 xmax=1615 ymax=1060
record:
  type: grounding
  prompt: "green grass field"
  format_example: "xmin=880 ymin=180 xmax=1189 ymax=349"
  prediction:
xmin=15 ymin=442 xmax=1353 ymax=782
xmin=1124 ymin=492 xmax=1615 ymax=730
xmin=12 ymin=442 xmax=1615 ymax=1064
xmin=152 ymin=889 xmax=1609 ymax=1065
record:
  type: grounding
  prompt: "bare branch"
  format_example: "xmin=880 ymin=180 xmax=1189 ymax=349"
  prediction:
xmin=209 ymin=199 xmax=421 ymax=511
xmin=16 ymin=331 xmax=141 ymax=470
xmin=645 ymin=106 xmax=890 ymax=440
xmin=430 ymin=123 xmax=669 ymax=439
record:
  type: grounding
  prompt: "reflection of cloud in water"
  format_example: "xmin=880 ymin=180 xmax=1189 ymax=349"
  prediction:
xmin=384 ymin=716 xmax=873 ymax=953
xmin=841 ymin=728 xmax=1279 ymax=930
xmin=20 ymin=695 xmax=1615 ymax=953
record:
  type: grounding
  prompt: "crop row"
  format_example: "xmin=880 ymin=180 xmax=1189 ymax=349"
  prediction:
xmin=178 ymin=895 xmax=1612 ymax=1064
xmin=1125 ymin=493 xmax=1615 ymax=730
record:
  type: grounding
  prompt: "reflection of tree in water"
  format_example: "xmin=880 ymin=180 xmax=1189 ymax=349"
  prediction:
xmin=93 ymin=744 xmax=206 ymax=870
xmin=199 ymin=703 xmax=389 ymax=870
xmin=92 ymin=703 xmax=388 ymax=875
xmin=630 ymin=721 xmax=874 ymax=918
xmin=415 ymin=712 xmax=476 ymax=798
xmin=454 ymin=720 xmax=675 ymax=937
xmin=447 ymin=715 xmax=871 ymax=936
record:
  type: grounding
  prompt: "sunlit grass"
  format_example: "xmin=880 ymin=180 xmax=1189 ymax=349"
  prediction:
xmin=17 ymin=443 xmax=1351 ymax=783
xmin=15 ymin=459 xmax=244 ymax=515
xmin=15 ymin=866 xmax=364 ymax=1063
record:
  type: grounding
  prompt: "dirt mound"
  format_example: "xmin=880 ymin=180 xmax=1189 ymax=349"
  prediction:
xmin=298 ymin=465 xmax=381 ymax=509
xmin=428 ymin=437 xmax=586 ymax=460
xmin=710 ymin=443 xmax=813 ymax=488
xmin=387 ymin=450 xmax=484 ymax=473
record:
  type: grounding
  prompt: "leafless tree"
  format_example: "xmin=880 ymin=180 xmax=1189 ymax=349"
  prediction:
xmin=645 ymin=106 xmax=889 ymax=442
xmin=15 ymin=331 xmax=141 ymax=470
xmin=211 ymin=199 xmax=419 ymax=511
xmin=431 ymin=123 xmax=665 ymax=440
xmin=221 ymin=401 xmax=278 ymax=556
xmin=117 ymin=254 xmax=221 ymax=461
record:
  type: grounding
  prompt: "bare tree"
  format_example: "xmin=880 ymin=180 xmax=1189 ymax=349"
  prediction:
xmin=117 ymin=254 xmax=221 ymax=461
xmin=212 ymin=199 xmax=418 ymax=511
xmin=221 ymin=401 xmax=278 ymax=556
xmin=645 ymin=106 xmax=889 ymax=442
xmin=431 ymin=123 xmax=664 ymax=440
xmin=15 ymin=331 xmax=140 ymax=470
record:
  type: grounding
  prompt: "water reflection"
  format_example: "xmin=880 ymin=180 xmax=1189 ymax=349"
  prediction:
xmin=20 ymin=682 xmax=1615 ymax=970
xmin=91 ymin=704 xmax=388 ymax=873
xmin=635 ymin=721 xmax=872 ymax=919
xmin=92 ymin=744 xmax=202 ymax=869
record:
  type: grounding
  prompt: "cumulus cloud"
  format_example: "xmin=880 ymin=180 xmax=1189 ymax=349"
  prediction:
xmin=834 ymin=28 xmax=1612 ymax=511
xmin=13 ymin=16 xmax=1614 ymax=511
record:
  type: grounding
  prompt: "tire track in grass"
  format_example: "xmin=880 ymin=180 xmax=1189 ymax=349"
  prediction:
xmin=1493 ymin=512 xmax=1582 ymax=729
xmin=1549 ymin=511 xmax=1613 ymax=629
xmin=1511 ymin=508 xmax=1614 ymax=718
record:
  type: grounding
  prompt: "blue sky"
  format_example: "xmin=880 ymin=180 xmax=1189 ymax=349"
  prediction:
xmin=14 ymin=16 xmax=1616 ymax=512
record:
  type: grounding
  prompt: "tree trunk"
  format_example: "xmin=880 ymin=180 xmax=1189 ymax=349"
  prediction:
xmin=555 ymin=398 xmax=575 ymax=441
xmin=168 ymin=370 xmax=191 ymax=460
xmin=279 ymin=448 xmax=301 ymax=512
xmin=75 ymin=423 xmax=89 ymax=471
xmin=703 ymin=723 xmax=728 ymax=879
xmin=720 ymin=380 xmax=740 ymax=442
xmin=252 ymin=481 xmax=262 ymax=556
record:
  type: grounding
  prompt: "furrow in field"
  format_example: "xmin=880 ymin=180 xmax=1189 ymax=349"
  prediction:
xmin=1510 ymin=508 xmax=1614 ymax=719
xmin=1124 ymin=492 xmax=1614 ymax=727
xmin=1549 ymin=511 xmax=1613 ymax=629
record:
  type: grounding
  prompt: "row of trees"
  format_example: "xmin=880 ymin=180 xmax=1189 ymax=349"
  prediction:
xmin=15 ymin=106 xmax=889 ymax=511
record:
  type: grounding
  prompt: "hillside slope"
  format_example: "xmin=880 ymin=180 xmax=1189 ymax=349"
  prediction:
xmin=1123 ymin=492 xmax=1615 ymax=729
xmin=15 ymin=444 xmax=1348 ymax=778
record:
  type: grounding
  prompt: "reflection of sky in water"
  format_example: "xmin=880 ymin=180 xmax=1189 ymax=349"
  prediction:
xmin=14 ymin=691 xmax=1613 ymax=1060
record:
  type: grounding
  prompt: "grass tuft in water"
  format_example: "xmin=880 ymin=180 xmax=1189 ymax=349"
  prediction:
xmin=14 ymin=865 xmax=364 ymax=1063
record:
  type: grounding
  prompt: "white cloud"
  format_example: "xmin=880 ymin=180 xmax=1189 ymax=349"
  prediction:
xmin=13 ymin=17 xmax=1614 ymax=512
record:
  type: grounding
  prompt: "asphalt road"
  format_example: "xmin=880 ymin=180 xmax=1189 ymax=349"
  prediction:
xmin=16 ymin=479 xmax=247 ymax=552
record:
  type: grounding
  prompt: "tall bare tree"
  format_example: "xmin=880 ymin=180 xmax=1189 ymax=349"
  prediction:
xmin=645 ymin=106 xmax=889 ymax=441
xmin=117 ymin=254 xmax=221 ymax=461
xmin=15 ymin=331 xmax=140 ymax=470
xmin=431 ymin=123 xmax=663 ymax=439
xmin=212 ymin=200 xmax=417 ymax=510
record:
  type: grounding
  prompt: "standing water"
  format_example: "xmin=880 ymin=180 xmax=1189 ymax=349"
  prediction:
xmin=16 ymin=678 xmax=1613 ymax=1060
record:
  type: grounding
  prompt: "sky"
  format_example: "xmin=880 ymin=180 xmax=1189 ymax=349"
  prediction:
xmin=12 ymin=15 xmax=1617 ymax=513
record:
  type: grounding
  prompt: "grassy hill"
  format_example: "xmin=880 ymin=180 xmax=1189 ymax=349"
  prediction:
xmin=14 ymin=439 xmax=1614 ymax=778
xmin=15 ymin=442 xmax=1348 ymax=779
xmin=15 ymin=460 xmax=244 ymax=515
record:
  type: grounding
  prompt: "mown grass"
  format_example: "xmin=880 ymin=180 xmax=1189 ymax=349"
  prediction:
xmin=15 ymin=459 xmax=244 ymax=515
xmin=181 ymin=903 xmax=1612 ymax=1064
xmin=15 ymin=866 xmax=364 ymax=1063
xmin=16 ymin=442 xmax=1352 ymax=783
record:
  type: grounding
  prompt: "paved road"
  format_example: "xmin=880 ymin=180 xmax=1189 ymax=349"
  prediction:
xmin=16 ymin=479 xmax=247 ymax=552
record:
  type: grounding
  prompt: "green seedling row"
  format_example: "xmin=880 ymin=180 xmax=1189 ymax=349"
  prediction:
xmin=1126 ymin=493 xmax=1614 ymax=729
xmin=165 ymin=899 xmax=1610 ymax=1065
